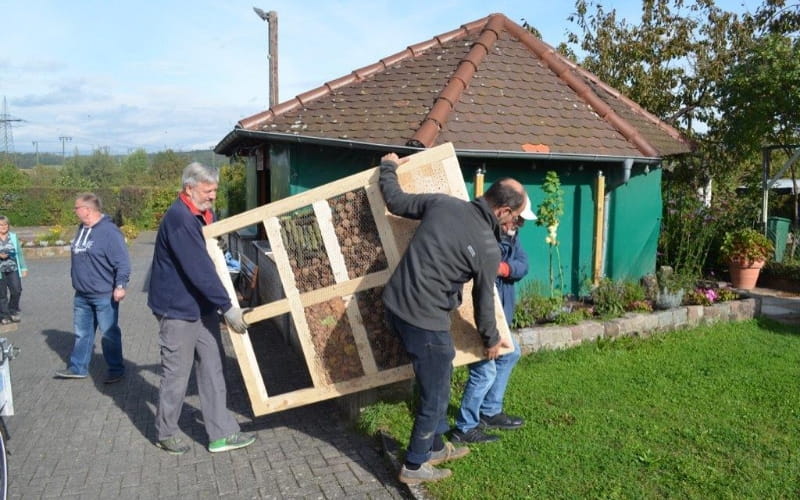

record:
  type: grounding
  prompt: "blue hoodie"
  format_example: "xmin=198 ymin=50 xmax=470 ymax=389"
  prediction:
xmin=70 ymin=215 xmax=131 ymax=296
xmin=495 ymin=233 xmax=529 ymax=324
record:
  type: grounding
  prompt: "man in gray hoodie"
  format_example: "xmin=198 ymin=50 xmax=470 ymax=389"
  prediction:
xmin=379 ymin=152 xmax=526 ymax=484
xmin=55 ymin=193 xmax=131 ymax=384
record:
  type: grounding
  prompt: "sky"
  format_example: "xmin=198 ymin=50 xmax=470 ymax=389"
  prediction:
xmin=2 ymin=0 xmax=761 ymax=156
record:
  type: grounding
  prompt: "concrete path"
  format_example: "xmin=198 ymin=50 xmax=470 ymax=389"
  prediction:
xmin=745 ymin=287 xmax=800 ymax=327
xmin=3 ymin=231 xmax=409 ymax=499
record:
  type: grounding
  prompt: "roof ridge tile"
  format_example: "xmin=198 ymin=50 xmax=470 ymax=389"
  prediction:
xmin=410 ymin=13 xmax=505 ymax=147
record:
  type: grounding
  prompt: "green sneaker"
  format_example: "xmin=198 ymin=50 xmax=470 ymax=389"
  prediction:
xmin=156 ymin=436 xmax=190 ymax=455
xmin=208 ymin=432 xmax=256 ymax=453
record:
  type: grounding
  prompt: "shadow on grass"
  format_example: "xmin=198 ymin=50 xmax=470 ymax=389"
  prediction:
xmin=755 ymin=316 xmax=800 ymax=336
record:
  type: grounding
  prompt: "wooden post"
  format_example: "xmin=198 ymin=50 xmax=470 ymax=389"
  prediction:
xmin=474 ymin=167 xmax=485 ymax=197
xmin=593 ymin=171 xmax=606 ymax=285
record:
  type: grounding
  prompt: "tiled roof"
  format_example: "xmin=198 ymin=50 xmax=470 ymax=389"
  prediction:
xmin=232 ymin=13 xmax=692 ymax=158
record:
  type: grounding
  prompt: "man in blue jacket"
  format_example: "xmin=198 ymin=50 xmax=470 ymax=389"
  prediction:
xmin=380 ymin=152 xmax=526 ymax=484
xmin=148 ymin=162 xmax=254 ymax=456
xmin=56 ymin=193 xmax=131 ymax=384
xmin=451 ymin=196 xmax=535 ymax=443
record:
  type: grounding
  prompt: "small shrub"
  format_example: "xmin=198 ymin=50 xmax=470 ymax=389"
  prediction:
xmin=762 ymin=260 xmax=800 ymax=281
xmin=553 ymin=308 xmax=593 ymax=325
xmin=513 ymin=282 xmax=563 ymax=328
xmin=591 ymin=278 xmax=626 ymax=318
xmin=35 ymin=225 xmax=66 ymax=245
xmin=684 ymin=288 xmax=713 ymax=306
xmin=716 ymin=288 xmax=740 ymax=302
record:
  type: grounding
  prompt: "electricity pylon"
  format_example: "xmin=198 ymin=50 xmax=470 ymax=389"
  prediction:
xmin=1 ymin=97 xmax=23 ymax=163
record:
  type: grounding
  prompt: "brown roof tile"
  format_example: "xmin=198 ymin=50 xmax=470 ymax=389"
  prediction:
xmin=231 ymin=13 xmax=691 ymax=158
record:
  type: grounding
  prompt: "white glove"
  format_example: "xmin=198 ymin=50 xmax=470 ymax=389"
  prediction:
xmin=223 ymin=307 xmax=248 ymax=334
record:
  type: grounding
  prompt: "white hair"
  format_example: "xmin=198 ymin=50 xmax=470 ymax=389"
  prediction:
xmin=182 ymin=162 xmax=219 ymax=187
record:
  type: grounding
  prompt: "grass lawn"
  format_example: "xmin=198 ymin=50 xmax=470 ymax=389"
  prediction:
xmin=358 ymin=319 xmax=800 ymax=499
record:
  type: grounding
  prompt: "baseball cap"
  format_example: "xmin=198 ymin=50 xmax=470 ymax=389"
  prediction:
xmin=520 ymin=194 xmax=537 ymax=220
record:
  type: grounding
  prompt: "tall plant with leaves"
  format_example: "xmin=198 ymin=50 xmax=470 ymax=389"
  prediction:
xmin=536 ymin=171 xmax=565 ymax=296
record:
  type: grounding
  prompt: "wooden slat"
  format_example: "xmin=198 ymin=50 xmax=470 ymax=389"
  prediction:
xmin=312 ymin=199 xmax=379 ymax=376
xmin=365 ymin=184 xmax=401 ymax=268
xmin=313 ymin=200 xmax=349 ymax=284
xmin=242 ymin=270 xmax=391 ymax=325
xmin=202 ymin=143 xmax=459 ymax=239
xmin=256 ymin=364 xmax=414 ymax=414
xmin=204 ymin=237 xmax=270 ymax=405
xmin=262 ymin=216 xmax=326 ymax=388
xmin=343 ymin=295 xmax=379 ymax=375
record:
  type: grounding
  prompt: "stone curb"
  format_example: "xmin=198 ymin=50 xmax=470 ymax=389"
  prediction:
xmin=514 ymin=298 xmax=759 ymax=355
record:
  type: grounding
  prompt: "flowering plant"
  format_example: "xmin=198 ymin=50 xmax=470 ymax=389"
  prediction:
xmin=684 ymin=286 xmax=739 ymax=305
xmin=720 ymin=228 xmax=773 ymax=264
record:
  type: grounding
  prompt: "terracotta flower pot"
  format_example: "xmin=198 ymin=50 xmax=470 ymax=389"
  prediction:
xmin=729 ymin=259 xmax=765 ymax=290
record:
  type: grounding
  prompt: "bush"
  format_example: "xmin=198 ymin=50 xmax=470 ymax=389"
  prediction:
xmin=513 ymin=282 xmax=563 ymax=328
xmin=591 ymin=278 xmax=627 ymax=317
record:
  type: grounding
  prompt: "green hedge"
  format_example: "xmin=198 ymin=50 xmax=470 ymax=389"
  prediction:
xmin=0 ymin=186 xmax=178 ymax=229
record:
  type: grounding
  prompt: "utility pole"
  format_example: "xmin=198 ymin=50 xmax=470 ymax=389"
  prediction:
xmin=59 ymin=136 xmax=72 ymax=165
xmin=253 ymin=7 xmax=279 ymax=108
xmin=32 ymin=141 xmax=39 ymax=166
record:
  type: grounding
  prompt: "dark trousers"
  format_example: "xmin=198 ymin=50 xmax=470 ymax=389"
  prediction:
xmin=0 ymin=270 xmax=21 ymax=319
xmin=385 ymin=310 xmax=454 ymax=465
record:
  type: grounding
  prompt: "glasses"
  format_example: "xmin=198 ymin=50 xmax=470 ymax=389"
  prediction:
xmin=513 ymin=216 xmax=526 ymax=227
xmin=74 ymin=205 xmax=89 ymax=211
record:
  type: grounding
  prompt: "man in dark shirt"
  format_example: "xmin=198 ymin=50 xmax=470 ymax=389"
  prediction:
xmin=148 ymin=162 xmax=254 ymax=456
xmin=379 ymin=152 xmax=527 ymax=484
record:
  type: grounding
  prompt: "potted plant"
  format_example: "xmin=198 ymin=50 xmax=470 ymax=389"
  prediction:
xmin=719 ymin=228 xmax=774 ymax=290
xmin=653 ymin=266 xmax=689 ymax=310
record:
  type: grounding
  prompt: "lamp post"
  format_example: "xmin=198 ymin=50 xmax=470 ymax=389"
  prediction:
xmin=253 ymin=7 xmax=278 ymax=108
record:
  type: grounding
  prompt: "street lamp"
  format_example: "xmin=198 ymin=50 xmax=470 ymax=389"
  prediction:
xmin=253 ymin=7 xmax=279 ymax=109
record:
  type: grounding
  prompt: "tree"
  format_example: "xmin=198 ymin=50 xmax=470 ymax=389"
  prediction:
xmin=0 ymin=163 xmax=30 ymax=188
xmin=567 ymin=0 xmax=751 ymax=135
xmin=716 ymin=34 xmax=800 ymax=156
xmin=563 ymin=0 xmax=800 ymax=274
xmin=149 ymin=149 xmax=189 ymax=186
xmin=60 ymin=147 xmax=119 ymax=188
xmin=120 ymin=149 xmax=151 ymax=185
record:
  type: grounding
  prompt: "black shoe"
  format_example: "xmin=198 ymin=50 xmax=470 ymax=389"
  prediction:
xmin=479 ymin=412 xmax=525 ymax=430
xmin=104 ymin=374 xmax=124 ymax=384
xmin=450 ymin=427 xmax=500 ymax=443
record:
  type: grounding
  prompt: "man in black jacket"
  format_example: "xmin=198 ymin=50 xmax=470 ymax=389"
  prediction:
xmin=379 ymin=152 xmax=527 ymax=484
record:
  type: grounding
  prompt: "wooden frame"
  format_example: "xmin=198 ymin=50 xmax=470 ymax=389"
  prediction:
xmin=203 ymin=143 xmax=511 ymax=416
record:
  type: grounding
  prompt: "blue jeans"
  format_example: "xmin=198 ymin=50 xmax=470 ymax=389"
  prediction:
xmin=69 ymin=293 xmax=124 ymax=377
xmin=385 ymin=310 xmax=454 ymax=465
xmin=455 ymin=336 xmax=521 ymax=432
xmin=0 ymin=270 xmax=22 ymax=319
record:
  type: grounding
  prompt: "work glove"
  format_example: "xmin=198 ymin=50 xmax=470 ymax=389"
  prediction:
xmin=223 ymin=306 xmax=248 ymax=334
